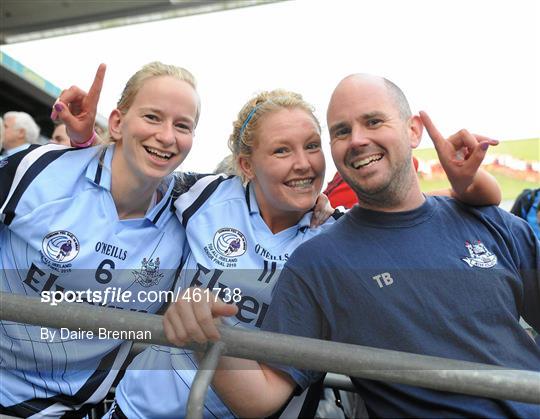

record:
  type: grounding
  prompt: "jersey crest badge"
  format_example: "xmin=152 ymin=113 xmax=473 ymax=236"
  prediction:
xmin=41 ymin=230 xmax=80 ymax=271
xmin=213 ymin=228 xmax=247 ymax=258
xmin=462 ymin=240 xmax=497 ymax=268
xmin=133 ymin=257 xmax=164 ymax=287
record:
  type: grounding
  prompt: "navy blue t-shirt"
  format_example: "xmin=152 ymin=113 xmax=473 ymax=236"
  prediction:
xmin=262 ymin=196 xmax=540 ymax=418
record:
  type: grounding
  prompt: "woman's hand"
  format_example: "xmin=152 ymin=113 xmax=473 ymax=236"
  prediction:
xmin=51 ymin=64 xmax=106 ymax=146
xmin=419 ymin=111 xmax=501 ymax=205
xmin=311 ymin=192 xmax=335 ymax=228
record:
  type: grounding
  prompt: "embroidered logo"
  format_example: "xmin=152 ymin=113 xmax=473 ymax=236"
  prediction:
xmin=42 ymin=230 xmax=80 ymax=263
xmin=133 ymin=257 xmax=164 ymax=287
xmin=41 ymin=230 xmax=80 ymax=273
xmin=0 ymin=159 xmax=8 ymax=169
xmin=213 ymin=228 xmax=247 ymax=258
xmin=202 ymin=228 xmax=247 ymax=268
xmin=462 ymin=241 xmax=497 ymax=268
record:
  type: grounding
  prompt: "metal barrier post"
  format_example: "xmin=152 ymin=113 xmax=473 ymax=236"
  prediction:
xmin=324 ymin=373 xmax=356 ymax=392
xmin=186 ymin=341 xmax=226 ymax=419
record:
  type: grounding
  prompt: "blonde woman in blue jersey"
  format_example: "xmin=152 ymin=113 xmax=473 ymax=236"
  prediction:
xmin=57 ymin=69 xmax=501 ymax=418
xmin=0 ymin=62 xmax=199 ymax=417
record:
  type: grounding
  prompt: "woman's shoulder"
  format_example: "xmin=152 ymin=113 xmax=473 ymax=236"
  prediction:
xmin=172 ymin=173 xmax=244 ymax=222
xmin=173 ymin=172 xmax=240 ymax=196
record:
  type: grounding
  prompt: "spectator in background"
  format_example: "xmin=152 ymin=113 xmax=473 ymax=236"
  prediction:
xmin=93 ymin=123 xmax=108 ymax=145
xmin=1 ymin=111 xmax=40 ymax=157
xmin=214 ymin=153 xmax=236 ymax=175
xmin=323 ymin=171 xmax=358 ymax=208
xmin=0 ymin=116 xmax=4 ymax=151
xmin=49 ymin=122 xmax=103 ymax=148
xmin=49 ymin=122 xmax=71 ymax=146
xmin=510 ymin=188 xmax=540 ymax=239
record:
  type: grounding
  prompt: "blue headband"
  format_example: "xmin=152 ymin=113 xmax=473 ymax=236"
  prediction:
xmin=238 ymin=104 xmax=261 ymax=142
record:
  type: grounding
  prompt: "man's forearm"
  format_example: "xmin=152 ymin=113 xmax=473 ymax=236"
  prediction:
xmin=211 ymin=357 xmax=296 ymax=417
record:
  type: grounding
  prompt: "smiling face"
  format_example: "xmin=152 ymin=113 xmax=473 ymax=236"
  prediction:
xmin=239 ymin=108 xmax=325 ymax=230
xmin=109 ymin=75 xmax=197 ymax=187
xmin=327 ymin=75 xmax=422 ymax=209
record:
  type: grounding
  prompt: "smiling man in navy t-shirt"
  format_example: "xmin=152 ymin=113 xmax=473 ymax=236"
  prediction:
xmin=164 ymin=74 xmax=540 ymax=418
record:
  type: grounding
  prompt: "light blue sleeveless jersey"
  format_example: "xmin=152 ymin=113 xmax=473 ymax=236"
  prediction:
xmin=114 ymin=175 xmax=339 ymax=418
xmin=0 ymin=144 xmax=187 ymax=417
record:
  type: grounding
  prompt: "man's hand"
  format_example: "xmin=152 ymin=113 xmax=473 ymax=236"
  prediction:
xmin=164 ymin=288 xmax=294 ymax=418
xmin=163 ymin=287 xmax=238 ymax=347
xmin=419 ymin=111 xmax=498 ymax=197
xmin=51 ymin=64 xmax=106 ymax=145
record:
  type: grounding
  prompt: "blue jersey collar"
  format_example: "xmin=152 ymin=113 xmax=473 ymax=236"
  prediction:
xmin=86 ymin=145 xmax=113 ymax=190
xmin=147 ymin=176 xmax=176 ymax=227
xmin=85 ymin=144 xmax=175 ymax=226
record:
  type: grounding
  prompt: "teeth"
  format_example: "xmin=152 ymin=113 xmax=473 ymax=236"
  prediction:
xmin=352 ymin=154 xmax=383 ymax=169
xmin=145 ymin=146 xmax=172 ymax=160
xmin=286 ymin=179 xmax=313 ymax=188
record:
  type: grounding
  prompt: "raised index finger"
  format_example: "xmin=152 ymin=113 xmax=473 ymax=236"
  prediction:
xmin=419 ymin=110 xmax=445 ymax=149
xmin=86 ymin=63 xmax=106 ymax=109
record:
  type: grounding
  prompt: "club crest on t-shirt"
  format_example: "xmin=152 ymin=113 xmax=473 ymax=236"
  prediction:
xmin=462 ymin=240 xmax=497 ymax=268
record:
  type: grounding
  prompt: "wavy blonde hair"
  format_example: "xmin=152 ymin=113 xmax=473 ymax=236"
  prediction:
xmin=228 ymin=89 xmax=320 ymax=178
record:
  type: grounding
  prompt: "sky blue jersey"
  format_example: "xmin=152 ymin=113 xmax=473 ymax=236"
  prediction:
xmin=0 ymin=144 xmax=187 ymax=417
xmin=114 ymin=175 xmax=340 ymax=419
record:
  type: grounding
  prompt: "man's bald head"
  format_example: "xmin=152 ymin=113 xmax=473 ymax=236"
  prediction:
xmin=326 ymin=73 xmax=424 ymax=212
xmin=328 ymin=74 xmax=412 ymax=122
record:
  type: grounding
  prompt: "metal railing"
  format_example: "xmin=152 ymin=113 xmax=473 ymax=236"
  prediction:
xmin=1 ymin=292 xmax=539 ymax=419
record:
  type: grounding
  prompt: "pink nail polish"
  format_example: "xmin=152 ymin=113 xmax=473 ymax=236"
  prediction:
xmin=480 ymin=143 xmax=489 ymax=151
xmin=54 ymin=103 xmax=64 ymax=112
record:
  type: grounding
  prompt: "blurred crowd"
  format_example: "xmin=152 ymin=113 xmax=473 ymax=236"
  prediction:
xmin=0 ymin=111 xmax=105 ymax=157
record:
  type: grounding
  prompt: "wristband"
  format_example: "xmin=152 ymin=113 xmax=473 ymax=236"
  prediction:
xmin=71 ymin=131 xmax=96 ymax=148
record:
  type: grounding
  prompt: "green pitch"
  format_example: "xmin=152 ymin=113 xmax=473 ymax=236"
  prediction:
xmin=414 ymin=137 xmax=539 ymax=201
